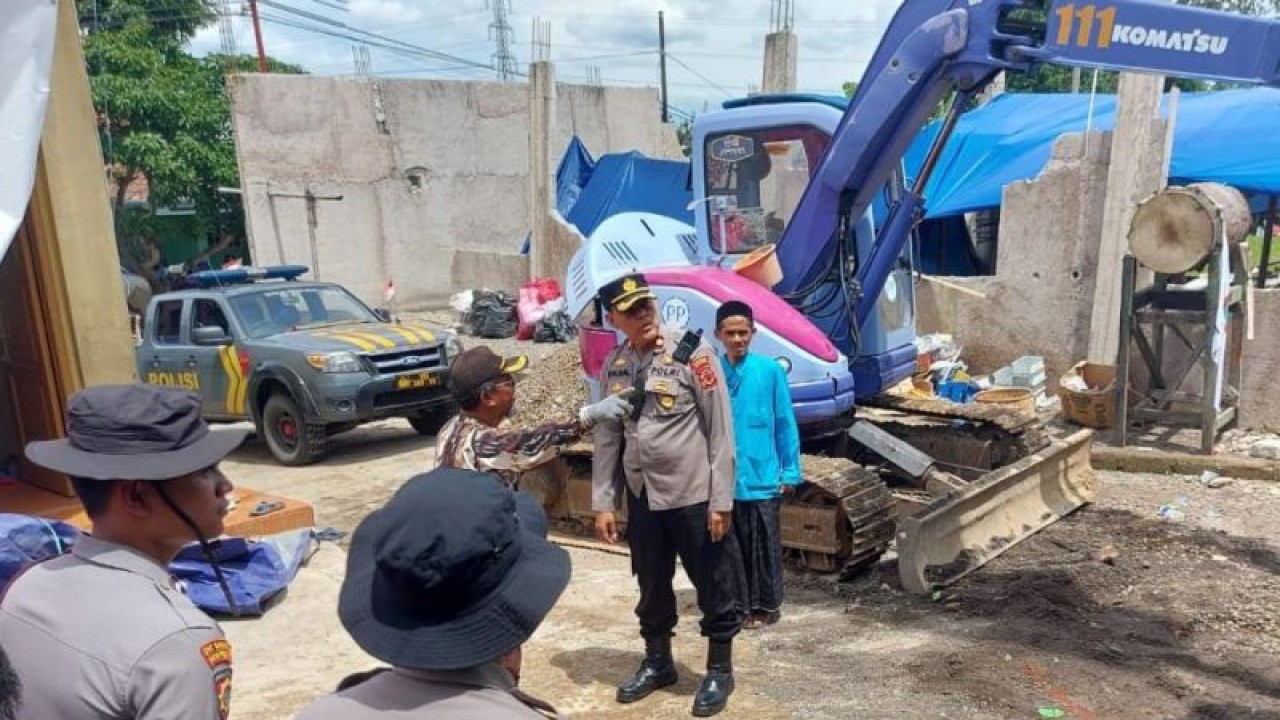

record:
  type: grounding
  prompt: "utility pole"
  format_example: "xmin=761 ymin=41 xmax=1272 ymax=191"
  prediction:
xmin=658 ymin=11 xmax=668 ymax=123
xmin=248 ymin=0 xmax=267 ymax=72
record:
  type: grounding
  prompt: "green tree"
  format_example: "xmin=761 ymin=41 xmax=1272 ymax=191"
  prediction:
xmin=675 ymin=117 xmax=694 ymax=158
xmin=77 ymin=0 xmax=303 ymax=282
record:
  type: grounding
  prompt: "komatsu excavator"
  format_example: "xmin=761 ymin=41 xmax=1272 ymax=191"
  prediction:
xmin=536 ymin=0 xmax=1280 ymax=592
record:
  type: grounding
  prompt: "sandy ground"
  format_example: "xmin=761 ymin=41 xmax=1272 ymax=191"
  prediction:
xmin=218 ymin=419 xmax=1280 ymax=720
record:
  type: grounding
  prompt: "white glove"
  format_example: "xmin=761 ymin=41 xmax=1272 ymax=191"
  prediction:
xmin=579 ymin=389 xmax=634 ymax=426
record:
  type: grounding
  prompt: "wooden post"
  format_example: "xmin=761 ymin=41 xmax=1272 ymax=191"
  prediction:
xmin=1087 ymin=73 xmax=1167 ymax=364
xmin=1258 ymin=194 xmax=1276 ymax=288
xmin=1114 ymin=255 xmax=1137 ymax=447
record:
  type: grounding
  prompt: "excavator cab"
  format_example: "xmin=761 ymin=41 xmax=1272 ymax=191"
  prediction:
xmin=692 ymin=96 xmax=918 ymax=395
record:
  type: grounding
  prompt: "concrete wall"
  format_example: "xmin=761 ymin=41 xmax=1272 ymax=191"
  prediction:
xmin=1241 ymin=289 xmax=1280 ymax=431
xmin=917 ymin=131 xmax=1114 ymax=381
xmin=917 ymin=126 xmax=1280 ymax=431
xmin=231 ymin=75 xmax=680 ymax=309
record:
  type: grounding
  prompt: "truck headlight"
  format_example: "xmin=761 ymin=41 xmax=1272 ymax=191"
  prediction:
xmin=444 ymin=336 xmax=464 ymax=361
xmin=307 ymin=352 xmax=364 ymax=373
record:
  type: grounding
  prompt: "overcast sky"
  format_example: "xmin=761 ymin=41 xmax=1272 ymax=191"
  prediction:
xmin=189 ymin=0 xmax=904 ymax=118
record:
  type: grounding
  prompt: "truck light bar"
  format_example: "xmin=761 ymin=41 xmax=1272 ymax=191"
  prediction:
xmin=187 ymin=264 xmax=310 ymax=288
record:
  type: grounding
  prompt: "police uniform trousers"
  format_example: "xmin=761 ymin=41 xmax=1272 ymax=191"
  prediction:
xmin=626 ymin=488 xmax=744 ymax=642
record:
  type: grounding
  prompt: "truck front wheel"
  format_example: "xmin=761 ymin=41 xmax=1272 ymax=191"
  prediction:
xmin=262 ymin=392 xmax=328 ymax=466
xmin=407 ymin=404 xmax=456 ymax=436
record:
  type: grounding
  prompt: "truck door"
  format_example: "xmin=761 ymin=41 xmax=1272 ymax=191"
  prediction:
xmin=141 ymin=298 xmax=191 ymax=390
xmin=188 ymin=298 xmax=235 ymax=417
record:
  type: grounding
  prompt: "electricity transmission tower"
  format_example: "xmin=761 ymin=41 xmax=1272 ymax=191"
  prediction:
xmin=487 ymin=0 xmax=517 ymax=81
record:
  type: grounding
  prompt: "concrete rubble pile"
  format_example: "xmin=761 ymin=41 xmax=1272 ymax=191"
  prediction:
xmin=510 ymin=344 xmax=590 ymax=429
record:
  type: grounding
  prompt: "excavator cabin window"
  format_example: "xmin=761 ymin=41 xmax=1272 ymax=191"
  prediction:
xmin=704 ymin=124 xmax=829 ymax=255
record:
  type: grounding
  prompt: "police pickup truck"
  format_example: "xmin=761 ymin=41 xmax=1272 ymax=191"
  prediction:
xmin=135 ymin=265 xmax=461 ymax=465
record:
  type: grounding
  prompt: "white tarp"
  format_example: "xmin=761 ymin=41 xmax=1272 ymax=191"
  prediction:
xmin=1 ymin=0 xmax=59 ymax=261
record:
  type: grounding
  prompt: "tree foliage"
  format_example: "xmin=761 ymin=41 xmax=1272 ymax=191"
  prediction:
xmin=76 ymin=0 xmax=303 ymax=279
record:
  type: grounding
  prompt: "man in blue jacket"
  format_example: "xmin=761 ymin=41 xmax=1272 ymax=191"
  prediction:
xmin=715 ymin=300 xmax=802 ymax=629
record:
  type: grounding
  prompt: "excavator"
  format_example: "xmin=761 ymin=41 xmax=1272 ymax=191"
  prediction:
xmin=530 ymin=0 xmax=1280 ymax=593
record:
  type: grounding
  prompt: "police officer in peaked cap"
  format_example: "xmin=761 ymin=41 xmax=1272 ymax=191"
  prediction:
xmin=590 ymin=273 xmax=745 ymax=717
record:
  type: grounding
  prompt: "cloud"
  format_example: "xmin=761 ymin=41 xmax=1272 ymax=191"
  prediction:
xmin=563 ymin=10 xmax=706 ymax=47
xmin=183 ymin=0 xmax=904 ymax=107
xmin=348 ymin=0 xmax=428 ymax=26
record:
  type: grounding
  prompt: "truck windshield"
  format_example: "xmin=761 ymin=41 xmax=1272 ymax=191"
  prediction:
xmin=704 ymin=124 xmax=829 ymax=254
xmin=229 ymin=285 xmax=380 ymax=339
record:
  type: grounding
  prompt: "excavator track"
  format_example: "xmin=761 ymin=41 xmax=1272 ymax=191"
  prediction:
xmin=781 ymin=455 xmax=896 ymax=576
xmin=858 ymin=394 xmax=1050 ymax=480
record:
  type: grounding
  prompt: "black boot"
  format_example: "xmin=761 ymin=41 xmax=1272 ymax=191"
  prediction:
xmin=616 ymin=635 xmax=678 ymax=704
xmin=691 ymin=640 xmax=734 ymax=717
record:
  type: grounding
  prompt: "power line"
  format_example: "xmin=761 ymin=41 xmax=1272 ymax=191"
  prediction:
xmin=665 ymin=53 xmax=734 ymax=98
xmin=257 ymin=0 xmax=505 ymax=74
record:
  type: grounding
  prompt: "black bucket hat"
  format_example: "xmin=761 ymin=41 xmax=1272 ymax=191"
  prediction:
xmin=25 ymin=384 xmax=248 ymax=481
xmin=338 ymin=468 xmax=571 ymax=670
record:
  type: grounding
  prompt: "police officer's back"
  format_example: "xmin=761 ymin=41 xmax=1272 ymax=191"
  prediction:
xmin=0 ymin=385 xmax=244 ymax=720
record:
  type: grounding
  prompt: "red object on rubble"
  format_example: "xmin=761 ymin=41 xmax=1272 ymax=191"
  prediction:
xmin=516 ymin=278 xmax=563 ymax=340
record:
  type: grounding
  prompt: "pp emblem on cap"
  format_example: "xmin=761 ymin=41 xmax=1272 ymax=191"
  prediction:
xmin=622 ymin=277 xmax=638 ymax=293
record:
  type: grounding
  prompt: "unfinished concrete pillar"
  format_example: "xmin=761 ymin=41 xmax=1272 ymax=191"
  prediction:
xmin=762 ymin=31 xmax=797 ymax=93
xmin=528 ymin=60 xmax=554 ymax=281
xmin=1087 ymin=73 xmax=1170 ymax=364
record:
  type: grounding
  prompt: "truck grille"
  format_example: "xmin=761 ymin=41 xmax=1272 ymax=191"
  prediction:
xmin=365 ymin=345 xmax=446 ymax=375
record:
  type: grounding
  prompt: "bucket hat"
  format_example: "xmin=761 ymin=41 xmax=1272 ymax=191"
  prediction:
xmin=25 ymin=384 xmax=248 ymax=481
xmin=338 ymin=467 xmax=571 ymax=670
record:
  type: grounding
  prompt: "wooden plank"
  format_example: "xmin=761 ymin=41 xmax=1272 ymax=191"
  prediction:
xmin=0 ymin=481 xmax=314 ymax=538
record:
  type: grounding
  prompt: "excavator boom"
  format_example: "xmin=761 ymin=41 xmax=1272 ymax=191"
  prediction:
xmin=775 ymin=0 xmax=1280 ymax=326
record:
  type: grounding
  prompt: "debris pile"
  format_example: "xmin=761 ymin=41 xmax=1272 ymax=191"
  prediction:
xmin=510 ymin=344 xmax=590 ymax=428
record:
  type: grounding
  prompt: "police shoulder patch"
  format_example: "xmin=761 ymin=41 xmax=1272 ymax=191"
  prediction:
xmin=214 ymin=667 xmax=232 ymax=720
xmin=201 ymin=639 xmax=233 ymax=668
xmin=691 ymin=355 xmax=717 ymax=389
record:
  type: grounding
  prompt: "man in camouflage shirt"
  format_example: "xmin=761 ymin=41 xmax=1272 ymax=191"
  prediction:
xmin=434 ymin=346 xmax=632 ymax=486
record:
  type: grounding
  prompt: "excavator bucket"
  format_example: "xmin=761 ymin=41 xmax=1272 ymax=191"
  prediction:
xmin=895 ymin=428 xmax=1098 ymax=594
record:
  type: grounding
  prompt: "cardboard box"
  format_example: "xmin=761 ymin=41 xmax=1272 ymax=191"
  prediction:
xmin=1058 ymin=362 xmax=1117 ymax=429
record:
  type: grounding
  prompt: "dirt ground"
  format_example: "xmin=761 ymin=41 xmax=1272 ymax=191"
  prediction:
xmin=218 ymin=419 xmax=1280 ymax=720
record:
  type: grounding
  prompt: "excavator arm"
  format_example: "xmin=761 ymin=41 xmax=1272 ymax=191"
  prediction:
xmin=774 ymin=0 xmax=1280 ymax=327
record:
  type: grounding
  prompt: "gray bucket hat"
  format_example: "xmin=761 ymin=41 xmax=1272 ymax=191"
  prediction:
xmin=25 ymin=384 xmax=248 ymax=481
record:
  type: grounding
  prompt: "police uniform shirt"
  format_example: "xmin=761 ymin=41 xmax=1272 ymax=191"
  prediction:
xmin=0 ymin=535 xmax=233 ymax=720
xmin=295 ymin=662 xmax=560 ymax=719
xmin=591 ymin=326 xmax=736 ymax=513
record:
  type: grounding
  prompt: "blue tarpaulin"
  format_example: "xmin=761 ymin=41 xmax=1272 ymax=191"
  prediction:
xmin=907 ymin=89 xmax=1280 ymax=219
xmin=0 ymin=514 xmax=80 ymax=588
xmin=522 ymin=136 xmax=693 ymax=253
xmin=562 ymin=149 xmax=694 ymax=237
xmin=170 ymin=530 xmax=312 ymax=616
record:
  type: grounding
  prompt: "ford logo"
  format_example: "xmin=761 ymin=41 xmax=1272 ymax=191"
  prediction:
xmin=394 ymin=356 xmax=425 ymax=367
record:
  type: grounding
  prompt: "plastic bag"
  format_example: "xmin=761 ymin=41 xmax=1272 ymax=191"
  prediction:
xmin=516 ymin=286 xmax=546 ymax=341
xmin=449 ymin=290 xmax=474 ymax=314
xmin=467 ymin=290 xmax=518 ymax=338
xmin=534 ymin=310 xmax=577 ymax=343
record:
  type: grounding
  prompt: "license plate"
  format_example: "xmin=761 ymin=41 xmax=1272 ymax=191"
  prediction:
xmin=395 ymin=372 xmax=440 ymax=390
